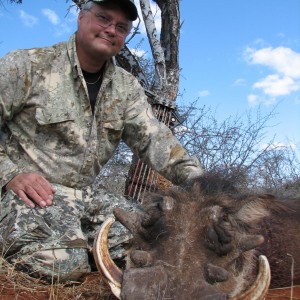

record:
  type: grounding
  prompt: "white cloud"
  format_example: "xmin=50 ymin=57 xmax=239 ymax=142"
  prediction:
xmin=248 ymin=94 xmax=259 ymax=106
xmin=246 ymin=46 xmax=300 ymax=78
xmin=57 ymin=7 xmax=78 ymax=36
xmin=41 ymin=7 xmax=77 ymax=37
xmin=251 ymin=38 xmax=269 ymax=48
xmin=55 ymin=23 xmax=74 ymax=37
xmin=19 ymin=10 xmax=38 ymax=27
xmin=198 ymin=90 xmax=210 ymax=97
xmin=245 ymin=46 xmax=300 ymax=104
xmin=233 ymin=78 xmax=246 ymax=86
xmin=247 ymin=93 xmax=276 ymax=107
xmin=42 ymin=8 xmax=60 ymax=25
xmin=253 ymin=74 xmax=299 ymax=97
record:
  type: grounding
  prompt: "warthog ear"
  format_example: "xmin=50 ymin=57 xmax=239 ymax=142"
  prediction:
xmin=236 ymin=196 xmax=271 ymax=224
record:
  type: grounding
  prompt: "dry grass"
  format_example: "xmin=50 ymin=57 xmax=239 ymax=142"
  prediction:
xmin=0 ymin=257 xmax=116 ymax=300
xmin=1 ymin=256 xmax=300 ymax=299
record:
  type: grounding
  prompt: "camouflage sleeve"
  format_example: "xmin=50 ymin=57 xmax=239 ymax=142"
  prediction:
xmin=122 ymin=76 xmax=204 ymax=186
xmin=0 ymin=51 xmax=29 ymax=192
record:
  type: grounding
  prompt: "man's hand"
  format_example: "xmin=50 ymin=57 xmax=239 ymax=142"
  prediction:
xmin=6 ymin=173 xmax=56 ymax=208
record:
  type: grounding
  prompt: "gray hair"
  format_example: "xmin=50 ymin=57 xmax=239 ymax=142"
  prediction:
xmin=81 ymin=1 xmax=95 ymax=11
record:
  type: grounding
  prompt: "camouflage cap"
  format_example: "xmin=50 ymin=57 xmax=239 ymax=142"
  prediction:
xmin=76 ymin=0 xmax=138 ymax=21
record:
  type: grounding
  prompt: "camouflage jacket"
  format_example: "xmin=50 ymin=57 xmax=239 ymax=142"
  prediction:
xmin=0 ymin=34 xmax=203 ymax=193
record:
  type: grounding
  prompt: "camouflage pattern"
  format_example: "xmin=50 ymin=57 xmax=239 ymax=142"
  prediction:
xmin=0 ymin=33 xmax=202 ymax=281
xmin=0 ymin=34 xmax=202 ymax=194
xmin=0 ymin=183 xmax=137 ymax=281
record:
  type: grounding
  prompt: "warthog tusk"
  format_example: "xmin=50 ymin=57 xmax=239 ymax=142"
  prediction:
xmin=229 ymin=255 xmax=271 ymax=300
xmin=93 ymin=217 xmax=123 ymax=299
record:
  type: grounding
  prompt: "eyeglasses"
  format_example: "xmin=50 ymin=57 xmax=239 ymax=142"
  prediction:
xmin=91 ymin=11 xmax=131 ymax=38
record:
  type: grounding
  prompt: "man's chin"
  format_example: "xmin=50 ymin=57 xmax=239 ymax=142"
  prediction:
xmin=91 ymin=47 xmax=118 ymax=60
xmin=94 ymin=41 xmax=120 ymax=56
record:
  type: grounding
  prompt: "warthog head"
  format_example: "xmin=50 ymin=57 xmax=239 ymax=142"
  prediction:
xmin=94 ymin=174 xmax=300 ymax=299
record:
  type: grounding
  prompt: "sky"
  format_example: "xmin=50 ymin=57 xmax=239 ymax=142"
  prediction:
xmin=0 ymin=0 xmax=299 ymax=153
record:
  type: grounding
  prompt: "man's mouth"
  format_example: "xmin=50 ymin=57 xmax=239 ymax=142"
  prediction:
xmin=95 ymin=34 xmax=115 ymax=46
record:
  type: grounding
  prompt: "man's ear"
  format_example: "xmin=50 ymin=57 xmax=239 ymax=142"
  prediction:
xmin=78 ymin=10 xmax=84 ymax=25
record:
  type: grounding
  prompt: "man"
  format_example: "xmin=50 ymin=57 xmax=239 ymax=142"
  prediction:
xmin=0 ymin=0 xmax=203 ymax=282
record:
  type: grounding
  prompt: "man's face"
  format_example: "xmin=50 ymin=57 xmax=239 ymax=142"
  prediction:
xmin=76 ymin=4 xmax=132 ymax=61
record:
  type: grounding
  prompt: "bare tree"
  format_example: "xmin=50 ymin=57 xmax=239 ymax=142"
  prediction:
xmin=253 ymin=143 xmax=300 ymax=195
xmin=175 ymin=99 xmax=300 ymax=193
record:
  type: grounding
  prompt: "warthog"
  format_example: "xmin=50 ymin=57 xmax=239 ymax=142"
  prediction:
xmin=94 ymin=174 xmax=300 ymax=299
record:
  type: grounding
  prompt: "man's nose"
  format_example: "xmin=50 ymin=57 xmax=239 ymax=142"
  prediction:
xmin=104 ymin=24 xmax=117 ymax=35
